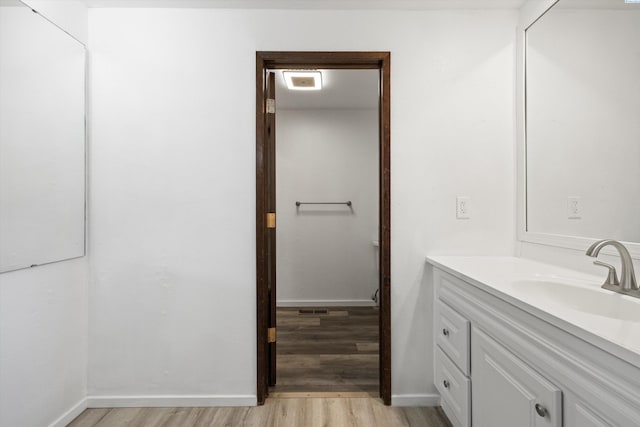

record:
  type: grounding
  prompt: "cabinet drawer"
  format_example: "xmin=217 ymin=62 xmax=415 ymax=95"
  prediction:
xmin=436 ymin=299 xmax=470 ymax=375
xmin=435 ymin=346 xmax=471 ymax=427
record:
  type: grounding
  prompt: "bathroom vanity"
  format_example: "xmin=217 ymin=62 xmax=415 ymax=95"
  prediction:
xmin=427 ymin=256 xmax=640 ymax=427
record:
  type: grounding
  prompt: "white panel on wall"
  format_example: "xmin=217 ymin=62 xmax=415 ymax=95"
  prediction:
xmin=21 ymin=0 xmax=88 ymax=44
xmin=276 ymin=108 xmax=379 ymax=306
xmin=88 ymin=7 xmax=517 ymax=403
xmin=0 ymin=3 xmax=86 ymax=273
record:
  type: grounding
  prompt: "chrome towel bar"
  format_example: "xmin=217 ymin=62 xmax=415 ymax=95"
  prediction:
xmin=295 ymin=201 xmax=352 ymax=207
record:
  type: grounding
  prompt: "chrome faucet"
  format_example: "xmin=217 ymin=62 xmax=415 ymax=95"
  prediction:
xmin=586 ymin=239 xmax=639 ymax=297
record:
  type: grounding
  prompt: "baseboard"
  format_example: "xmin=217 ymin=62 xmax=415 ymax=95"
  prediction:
xmin=391 ymin=394 xmax=441 ymax=407
xmin=49 ymin=397 xmax=88 ymax=427
xmin=47 ymin=393 xmax=436 ymax=420
xmin=86 ymin=395 xmax=257 ymax=408
xmin=277 ymin=299 xmax=376 ymax=307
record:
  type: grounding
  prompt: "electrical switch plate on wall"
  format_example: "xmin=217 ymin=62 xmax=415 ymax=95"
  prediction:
xmin=456 ymin=196 xmax=470 ymax=219
xmin=567 ymin=196 xmax=582 ymax=219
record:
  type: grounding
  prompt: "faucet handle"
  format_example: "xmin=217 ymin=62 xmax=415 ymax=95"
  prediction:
xmin=593 ymin=260 xmax=620 ymax=287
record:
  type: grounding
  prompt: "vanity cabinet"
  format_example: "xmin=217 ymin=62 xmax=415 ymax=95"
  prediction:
xmin=432 ymin=267 xmax=640 ymax=427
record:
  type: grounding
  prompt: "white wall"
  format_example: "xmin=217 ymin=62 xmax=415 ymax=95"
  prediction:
xmin=276 ymin=109 xmax=378 ymax=306
xmin=0 ymin=2 xmax=88 ymax=426
xmin=88 ymin=7 xmax=517 ymax=405
xmin=0 ymin=260 xmax=88 ymax=427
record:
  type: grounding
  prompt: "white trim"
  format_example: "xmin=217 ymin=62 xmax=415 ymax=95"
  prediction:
xmin=86 ymin=395 xmax=257 ymax=408
xmin=391 ymin=394 xmax=441 ymax=407
xmin=518 ymin=0 xmax=558 ymax=29
xmin=48 ymin=398 xmax=87 ymax=427
xmin=519 ymin=231 xmax=640 ymax=259
xmin=276 ymin=299 xmax=376 ymax=307
xmin=516 ymin=0 xmax=559 ymax=247
xmin=87 ymin=0 xmax=527 ymax=10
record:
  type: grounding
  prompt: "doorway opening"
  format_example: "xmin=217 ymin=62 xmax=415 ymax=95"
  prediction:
xmin=256 ymin=52 xmax=391 ymax=405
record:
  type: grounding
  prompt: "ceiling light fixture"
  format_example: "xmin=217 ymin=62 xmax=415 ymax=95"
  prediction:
xmin=283 ymin=71 xmax=322 ymax=91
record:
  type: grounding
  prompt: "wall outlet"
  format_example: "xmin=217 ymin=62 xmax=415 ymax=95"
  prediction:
xmin=456 ymin=196 xmax=470 ymax=219
xmin=567 ymin=196 xmax=582 ymax=219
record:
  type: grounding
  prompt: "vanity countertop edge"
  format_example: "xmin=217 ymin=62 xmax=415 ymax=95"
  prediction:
xmin=426 ymin=255 xmax=640 ymax=370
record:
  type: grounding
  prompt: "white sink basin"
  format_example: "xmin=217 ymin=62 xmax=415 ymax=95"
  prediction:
xmin=511 ymin=277 xmax=640 ymax=323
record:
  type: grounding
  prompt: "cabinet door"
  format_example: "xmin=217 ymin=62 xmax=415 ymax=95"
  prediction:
xmin=472 ymin=328 xmax=562 ymax=427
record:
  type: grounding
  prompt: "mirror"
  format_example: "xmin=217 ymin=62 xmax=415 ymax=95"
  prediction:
xmin=525 ymin=0 xmax=640 ymax=246
xmin=0 ymin=0 xmax=86 ymax=272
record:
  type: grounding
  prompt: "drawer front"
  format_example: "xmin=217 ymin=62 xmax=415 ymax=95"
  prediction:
xmin=435 ymin=346 xmax=471 ymax=427
xmin=436 ymin=299 xmax=470 ymax=375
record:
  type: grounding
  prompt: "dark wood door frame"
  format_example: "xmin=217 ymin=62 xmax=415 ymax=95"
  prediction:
xmin=256 ymin=51 xmax=391 ymax=405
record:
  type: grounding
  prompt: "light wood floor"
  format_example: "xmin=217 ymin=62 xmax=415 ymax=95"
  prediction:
xmin=272 ymin=306 xmax=379 ymax=394
xmin=69 ymin=306 xmax=452 ymax=426
xmin=68 ymin=398 xmax=452 ymax=427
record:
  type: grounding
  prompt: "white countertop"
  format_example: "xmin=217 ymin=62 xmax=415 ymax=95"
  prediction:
xmin=426 ymin=256 xmax=640 ymax=369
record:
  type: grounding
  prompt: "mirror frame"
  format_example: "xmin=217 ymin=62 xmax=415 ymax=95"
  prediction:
xmin=516 ymin=0 xmax=640 ymax=259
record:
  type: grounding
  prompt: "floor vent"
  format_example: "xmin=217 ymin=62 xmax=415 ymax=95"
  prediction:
xmin=298 ymin=309 xmax=329 ymax=315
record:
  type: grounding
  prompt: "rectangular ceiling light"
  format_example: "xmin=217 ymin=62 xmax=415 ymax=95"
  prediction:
xmin=283 ymin=71 xmax=322 ymax=91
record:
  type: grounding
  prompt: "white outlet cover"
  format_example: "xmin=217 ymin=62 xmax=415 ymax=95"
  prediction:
xmin=456 ymin=196 xmax=470 ymax=219
xmin=567 ymin=196 xmax=582 ymax=219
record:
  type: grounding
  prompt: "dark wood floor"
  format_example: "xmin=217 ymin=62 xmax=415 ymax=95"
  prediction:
xmin=271 ymin=306 xmax=379 ymax=394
